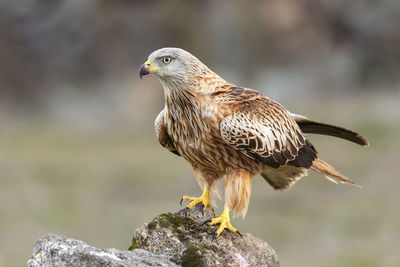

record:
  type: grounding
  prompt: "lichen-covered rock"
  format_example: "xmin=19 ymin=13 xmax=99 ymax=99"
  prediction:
xmin=130 ymin=204 xmax=281 ymax=267
xmin=28 ymin=206 xmax=280 ymax=267
xmin=28 ymin=234 xmax=179 ymax=267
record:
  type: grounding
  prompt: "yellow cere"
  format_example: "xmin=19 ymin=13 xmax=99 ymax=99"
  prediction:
xmin=145 ymin=60 xmax=166 ymax=72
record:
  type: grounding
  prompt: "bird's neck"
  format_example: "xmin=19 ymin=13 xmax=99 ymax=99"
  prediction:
xmin=160 ymin=66 xmax=228 ymax=118
xmin=160 ymin=68 xmax=227 ymax=98
xmin=162 ymin=82 xmax=197 ymax=115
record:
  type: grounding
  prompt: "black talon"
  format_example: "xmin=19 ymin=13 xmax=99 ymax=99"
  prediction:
xmin=211 ymin=232 xmax=218 ymax=241
xmin=201 ymin=219 xmax=212 ymax=226
xmin=184 ymin=207 xmax=189 ymax=217
xmin=200 ymin=204 xmax=204 ymax=216
xmin=180 ymin=198 xmax=184 ymax=206
xmin=236 ymin=230 xmax=243 ymax=238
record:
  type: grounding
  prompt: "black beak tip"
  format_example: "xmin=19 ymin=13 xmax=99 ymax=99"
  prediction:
xmin=139 ymin=64 xmax=150 ymax=79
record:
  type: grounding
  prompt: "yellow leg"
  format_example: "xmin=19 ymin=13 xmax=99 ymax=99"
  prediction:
xmin=208 ymin=207 xmax=240 ymax=237
xmin=181 ymin=188 xmax=212 ymax=210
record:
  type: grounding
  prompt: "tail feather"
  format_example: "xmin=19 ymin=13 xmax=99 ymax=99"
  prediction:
xmin=311 ymin=158 xmax=361 ymax=188
xmin=291 ymin=113 xmax=369 ymax=147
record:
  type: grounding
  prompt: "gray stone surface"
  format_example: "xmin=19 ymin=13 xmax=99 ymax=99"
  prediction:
xmin=131 ymin=204 xmax=281 ymax=266
xmin=28 ymin=234 xmax=179 ymax=267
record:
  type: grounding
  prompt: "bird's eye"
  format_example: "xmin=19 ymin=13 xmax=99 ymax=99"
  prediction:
xmin=162 ymin=57 xmax=172 ymax=64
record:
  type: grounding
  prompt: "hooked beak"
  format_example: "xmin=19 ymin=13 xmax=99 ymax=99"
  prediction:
xmin=139 ymin=60 xmax=151 ymax=79
xmin=139 ymin=60 xmax=166 ymax=79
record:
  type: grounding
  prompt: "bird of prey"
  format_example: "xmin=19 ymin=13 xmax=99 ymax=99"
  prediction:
xmin=139 ymin=48 xmax=368 ymax=238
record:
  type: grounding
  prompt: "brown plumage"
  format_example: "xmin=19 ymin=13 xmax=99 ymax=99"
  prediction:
xmin=140 ymin=48 xmax=368 ymax=236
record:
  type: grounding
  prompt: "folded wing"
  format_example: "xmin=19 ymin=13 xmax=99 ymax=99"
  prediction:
xmin=220 ymin=97 xmax=317 ymax=169
xmin=155 ymin=109 xmax=180 ymax=156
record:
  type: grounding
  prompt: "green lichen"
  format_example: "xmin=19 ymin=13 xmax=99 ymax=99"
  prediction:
xmin=128 ymin=234 xmax=147 ymax=251
xmin=156 ymin=213 xmax=174 ymax=228
xmin=151 ymin=212 xmax=209 ymax=237
xmin=151 ymin=212 xmax=211 ymax=265
xmin=129 ymin=211 xmax=211 ymax=264
xmin=128 ymin=237 xmax=138 ymax=251
xmin=198 ymin=243 xmax=212 ymax=252
xmin=147 ymin=220 xmax=157 ymax=229
xmin=181 ymin=244 xmax=203 ymax=267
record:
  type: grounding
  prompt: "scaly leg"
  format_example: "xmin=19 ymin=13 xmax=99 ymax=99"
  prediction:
xmin=203 ymin=169 xmax=252 ymax=238
xmin=181 ymin=187 xmax=212 ymax=211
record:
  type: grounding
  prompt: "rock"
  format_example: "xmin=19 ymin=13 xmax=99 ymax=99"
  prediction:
xmin=27 ymin=234 xmax=179 ymax=267
xmin=28 ymin=205 xmax=280 ymax=267
xmin=130 ymin=204 xmax=281 ymax=267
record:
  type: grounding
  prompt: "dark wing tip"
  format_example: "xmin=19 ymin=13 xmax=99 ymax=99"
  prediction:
xmin=295 ymin=118 xmax=370 ymax=147
xmin=349 ymin=132 xmax=369 ymax=147
xmin=357 ymin=135 xmax=369 ymax=147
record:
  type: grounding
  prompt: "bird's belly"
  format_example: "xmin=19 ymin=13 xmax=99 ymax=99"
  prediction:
xmin=166 ymin=109 xmax=261 ymax=173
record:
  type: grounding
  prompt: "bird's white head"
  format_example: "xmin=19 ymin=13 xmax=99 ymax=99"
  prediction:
xmin=139 ymin=47 xmax=207 ymax=88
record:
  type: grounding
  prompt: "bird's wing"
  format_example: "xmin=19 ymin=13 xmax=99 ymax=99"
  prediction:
xmin=155 ymin=109 xmax=180 ymax=156
xmin=220 ymin=94 xmax=317 ymax=169
xmin=290 ymin=112 xmax=369 ymax=146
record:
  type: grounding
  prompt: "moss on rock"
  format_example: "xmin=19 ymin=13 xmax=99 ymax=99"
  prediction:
xmin=128 ymin=233 xmax=147 ymax=251
xmin=128 ymin=238 xmax=138 ymax=251
xmin=181 ymin=244 xmax=204 ymax=267
xmin=151 ymin=212 xmax=209 ymax=237
xmin=147 ymin=220 xmax=157 ymax=229
xmin=128 ymin=206 xmax=280 ymax=266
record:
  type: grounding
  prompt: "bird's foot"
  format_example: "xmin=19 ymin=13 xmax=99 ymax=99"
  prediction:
xmin=180 ymin=188 xmax=212 ymax=213
xmin=203 ymin=207 xmax=241 ymax=238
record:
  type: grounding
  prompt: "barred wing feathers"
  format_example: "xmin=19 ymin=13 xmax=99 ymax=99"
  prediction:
xmin=220 ymin=95 xmax=317 ymax=169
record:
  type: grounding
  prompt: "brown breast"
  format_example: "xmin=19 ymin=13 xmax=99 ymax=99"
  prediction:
xmin=164 ymin=90 xmax=261 ymax=173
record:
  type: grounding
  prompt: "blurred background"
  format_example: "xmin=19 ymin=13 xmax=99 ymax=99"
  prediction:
xmin=1 ymin=0 xmax=399 ymax=266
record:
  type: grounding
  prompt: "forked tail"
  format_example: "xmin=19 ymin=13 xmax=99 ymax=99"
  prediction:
xmin=311 ymin=158 xmax=361 ymax=188
xmin=291 ymin=113 xmax=369 ymax=147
